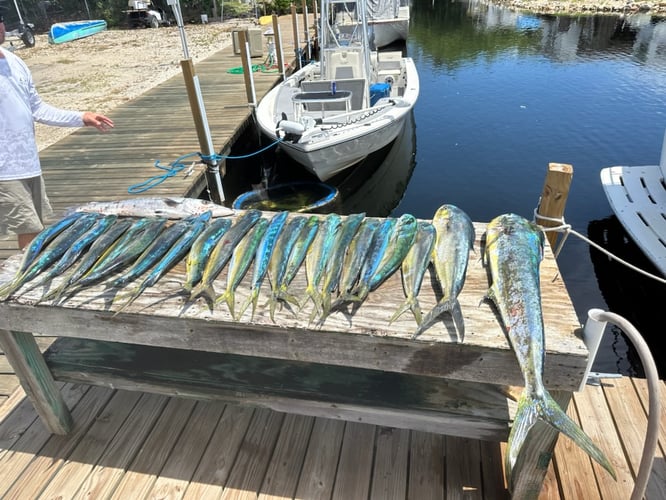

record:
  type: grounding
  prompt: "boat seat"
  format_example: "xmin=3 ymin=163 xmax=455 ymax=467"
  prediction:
xmin=600 ymin=129 xmax=666 ymax=276
xmin=300 ymin=79 xmax=366 ymax=111
xmin=324 ymin=50 xmax=364 ymax=80
xmin=377 ymin=50 xmax=403 ymax=84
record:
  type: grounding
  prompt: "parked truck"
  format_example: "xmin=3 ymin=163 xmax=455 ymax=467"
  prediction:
xmin=126 ymin=0 xmax=171 ymax=28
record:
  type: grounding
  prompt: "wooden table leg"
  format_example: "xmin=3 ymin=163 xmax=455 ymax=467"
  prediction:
xmin=508 ymin=390 xmax=572 ymax=499
xmin=0 ymin=329 xmax=72 ymax=434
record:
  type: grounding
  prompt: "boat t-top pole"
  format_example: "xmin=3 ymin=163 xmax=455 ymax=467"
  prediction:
xmin=167 ymin=0 xmax=225 ymax=204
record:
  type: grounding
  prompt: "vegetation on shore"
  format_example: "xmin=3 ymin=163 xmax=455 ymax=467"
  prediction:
xmin=493 ymin=0 xmax=666 ymax=16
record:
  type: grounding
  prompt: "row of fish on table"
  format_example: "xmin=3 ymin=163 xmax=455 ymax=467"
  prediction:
xmin=0 ymin=197 xmax=616 ymax=487
xmin=0 ymin=198 xmax=474 ymax=336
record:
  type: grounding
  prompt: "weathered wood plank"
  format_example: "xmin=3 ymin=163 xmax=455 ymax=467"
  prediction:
xmin=408 ymin=430 xmax=444 ymax=500
xmin=220 ymin=409 xmax=284 ymax=499
xmin=183 ymin=405 xmax=256 ymax=499
xmin=574 ymin=383 xmax=632 ymax=499
xmin=147 ymin=400 xmax=227 ymax=499
xmin=446 ymin=436 xmax=483 ymax=499
xmin=370 ymin=426 xmax=410 ymax=500
xmin=0 ymin=330 xmax=71 ymax=434
xmin=332 ymin=422 xmax=375 ymax=500
xmin=109 ymin=397 xmax=198 ymax=499
xmin=44 ymin=337 xmax=514 ymax=440
xmin=69 ymin=393 xmax=169 ymax=499
xmin=258 ymin=413 xmax=314 ymax=500
xmin=295 ymin=418 xmax=346 ymax=499
xmin=0 ymin=386 xmax=115 ymax=499
xmin=606 ymin=377 xmax=666 ymax=500
xmin=37 ymin=390 xmax=142 ymax=498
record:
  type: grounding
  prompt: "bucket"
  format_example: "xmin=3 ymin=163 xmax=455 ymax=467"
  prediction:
xmin=200 ymin=14 xmax=208 ymax=24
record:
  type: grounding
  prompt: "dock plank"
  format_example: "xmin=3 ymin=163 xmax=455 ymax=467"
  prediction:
xmin=183 ymin=405 xmax=256 ymax=499
xmin=258 ymin=413 xmax=314 ymax=500
xmin=221 ymin=409 xmax=285 ymax=499
xmin=295 ymin=418 xmax=345 ymax=499
xmin=109 ymin=397 xmax=198 ymax=499
xmin=147 ymin=400 xmax=227 ymax=499
xmin=332 ymin=422 xmax=375 ymax=500
xmin=0 ymin=386 xmax=115 ymax=499
xmin=370 ymin=427 xmax=410 ymax=500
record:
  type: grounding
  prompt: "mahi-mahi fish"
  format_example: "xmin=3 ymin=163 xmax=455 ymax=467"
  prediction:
xmin=39 ymin=217 xmax=136 ymax=304
xmin=182 ymin=217 xmax=233 ymax=294
xmin=215 ymin=217 xmax=269 ymax=319
xmin=20 ymin=214 xmax=119 ymax=296
xmin=113 ymin=211 xmax=212 ymax=313
xmin=483 ymin=213 xmax=615 ymax=491
xmin=0 ymin=211 xmax=86 ymax=295
xmin=389 ymin=220 xmax=436 ymax=326
xmin=188 ymin=209 xmax=262 ymax=304
xmin=413 ymin=204 xmax=474 ymax=340
xmin=237 ymin=210 xmax=289 ymax=320
xmin=64 ymin=197 xmax=234 ymax=219
xmin=0 ymin=212 xmax=102 ymax=300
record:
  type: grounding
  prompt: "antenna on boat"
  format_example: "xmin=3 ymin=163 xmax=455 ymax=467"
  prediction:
xmin=167 ymin=0 xmax=226 ymax=204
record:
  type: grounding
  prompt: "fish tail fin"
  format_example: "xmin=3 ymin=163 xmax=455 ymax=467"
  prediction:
xmin=0 ymin=274 xmax=25 ymax=301
xmin=189 ymin=283 xmax=216 ymax=304
xmin=112 ymin=288 xmax=137 ymax=316
xmin=412 ymin=297 xmax=455 ymax=339
xmin=277 ymin=288 xmax=300 ymax=308
xmin=388 ymin=298 xmax=413 ymax=325
xmin=320 ymin=293 xmax=333 ymax=320
xmin=451 ymin=299 xmax=464 ymax=342
xmin=268 ymin=292 xmax=279 ymax=323
xmin=506 ymin=391 xmax=616 ymax=491
xmin=538 ymin=390 xmax=616 ymax=480
xmin=238 ymin=288 xmax=259 ymax=321
xmin=215 ymin=290 xmax=235 ymax=318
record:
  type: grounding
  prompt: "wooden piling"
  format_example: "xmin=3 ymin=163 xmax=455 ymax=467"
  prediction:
xmin=291 ymin=4 xmax=300 ymax=69
xmin=536 ymin=163 xmax=573 ymax=250
xmin=272 ymin=14 xmax=285 ymax=79
xmin=237 ymin=30 xmax=256 ymax=106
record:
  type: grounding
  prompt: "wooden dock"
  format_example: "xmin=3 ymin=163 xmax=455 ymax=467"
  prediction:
xmin=0 ymin=16 xmax=665 ymax=500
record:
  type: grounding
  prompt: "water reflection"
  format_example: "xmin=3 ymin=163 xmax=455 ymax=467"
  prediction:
xmin=410 ymin=0 xmax=666 ymax=66
xmin=587 ymin=216 xmax=665 ymax=378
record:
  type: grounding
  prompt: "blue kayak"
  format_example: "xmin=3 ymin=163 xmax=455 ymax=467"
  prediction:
xmin=48 ymin=19 xmax=107 ymax=45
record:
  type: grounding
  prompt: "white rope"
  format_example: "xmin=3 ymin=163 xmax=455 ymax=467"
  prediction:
xmin=532 ymin=207 xmax=666 ymax=285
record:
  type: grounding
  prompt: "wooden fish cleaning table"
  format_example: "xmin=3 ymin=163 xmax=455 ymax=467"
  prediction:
xmin=0 ymin=215 xmax=588 ymax=497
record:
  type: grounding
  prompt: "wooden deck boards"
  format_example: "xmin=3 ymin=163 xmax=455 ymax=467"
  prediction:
xmin=0 ymin=377 xmax=663 ymax=499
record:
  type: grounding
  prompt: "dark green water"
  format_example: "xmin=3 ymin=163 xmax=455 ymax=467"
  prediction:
xmin=226 ymin=0 xmax=666 ymax=378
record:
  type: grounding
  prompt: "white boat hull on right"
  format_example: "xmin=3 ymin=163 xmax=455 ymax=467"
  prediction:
xmin=369 ymin=6 xmax=410 ymax=48
xmin=600 ymin=129 xmax=666 ymax=277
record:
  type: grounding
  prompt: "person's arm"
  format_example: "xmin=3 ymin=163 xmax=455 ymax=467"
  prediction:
xmin=22 ymin=60 xmax=113 ymax=131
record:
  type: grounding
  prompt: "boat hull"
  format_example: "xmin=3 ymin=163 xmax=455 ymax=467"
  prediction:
xmin=369 ymin=6 xmax=410 ymax=48
xmin=49 ymin=20 xmax=107 ymax=45
xmin=256 ymin=58 xmax=419 ymax=182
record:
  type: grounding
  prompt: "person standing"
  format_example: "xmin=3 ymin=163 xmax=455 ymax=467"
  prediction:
xmin=0 ymin=14 xmax=114 ymax=249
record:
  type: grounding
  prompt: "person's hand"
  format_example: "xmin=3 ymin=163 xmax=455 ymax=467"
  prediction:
xmin=82 ymin=112 xmax=114 ymax=132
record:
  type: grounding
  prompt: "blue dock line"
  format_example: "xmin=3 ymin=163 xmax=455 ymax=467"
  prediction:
xmin=127 ymin=138 xmax=282 ymax=194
